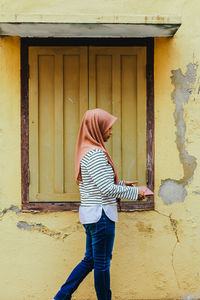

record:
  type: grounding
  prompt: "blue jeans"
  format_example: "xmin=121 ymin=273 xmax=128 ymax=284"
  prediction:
xmin=54 ymin=210 xmax=115 ymax=300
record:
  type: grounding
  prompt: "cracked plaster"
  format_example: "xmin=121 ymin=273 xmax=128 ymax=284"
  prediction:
xmin=154 ymin=209 xmax=181 ymax=289
xmin=0 ymin=204 xmax=80 ymax=240
xmin=17 ymin=220 xmax=70 ymax=239
xmin=0 ymin=204 xmax=182 ymax=293
xmin=159 ymin=63 xmax=198 ymax=205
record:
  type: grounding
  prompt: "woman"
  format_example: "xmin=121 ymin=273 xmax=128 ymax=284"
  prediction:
xmin=54 ymin=108 xmax=144 ymax=300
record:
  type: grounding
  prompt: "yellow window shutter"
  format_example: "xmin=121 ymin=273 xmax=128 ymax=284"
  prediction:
xmin=29 ymin=47 xmax=88 ymax=202
xmin=29 ymin=45 xmax=146 ymax=203
xmin=89 ymin=46 xmax=147 ymax=186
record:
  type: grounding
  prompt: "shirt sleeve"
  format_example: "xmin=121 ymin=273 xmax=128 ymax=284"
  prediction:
xmin=86 ymin=150 xmax=138 ymax=200
xmin=119 ymin=180 xmax=124 ymax=186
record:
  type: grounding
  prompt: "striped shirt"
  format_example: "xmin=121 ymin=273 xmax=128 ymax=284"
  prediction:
xmin=79 ymin=149 xmax=138 ymax=222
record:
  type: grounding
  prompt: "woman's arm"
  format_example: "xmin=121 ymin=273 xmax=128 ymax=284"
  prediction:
xmin=86 ymin=150 xmax=139 ymax=200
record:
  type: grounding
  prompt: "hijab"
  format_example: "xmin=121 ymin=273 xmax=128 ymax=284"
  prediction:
xmin=75 ymin=108 xmax=119 ymax=184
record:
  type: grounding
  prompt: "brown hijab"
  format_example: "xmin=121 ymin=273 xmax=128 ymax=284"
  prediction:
xmin=75 ymin=108 xmax=118 ymax=184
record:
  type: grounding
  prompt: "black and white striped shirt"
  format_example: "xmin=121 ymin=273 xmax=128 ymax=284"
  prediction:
xmin=79 ymin=149 xmax=138 ymax=206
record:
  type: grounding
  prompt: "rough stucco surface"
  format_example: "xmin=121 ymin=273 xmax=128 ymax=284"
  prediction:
xmin=159 ymin=63 xmax=197 ymax=204
xmin=1 ymin=1 xmax=200 ymax=300
xmin=0 ymin=206 xmax=179 ymax=300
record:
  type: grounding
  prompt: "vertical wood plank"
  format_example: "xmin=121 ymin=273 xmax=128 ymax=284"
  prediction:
xmin=21 ymin=39 xmax=29 ymax=204
xmin=54 ymin=54 xmax=64 ymax=193
xmin=96 ymin=54 xmax=113 ymax=155
xmin=29 ymin=48 xmax=39 ymax=198
xmin=89 ymin=47 xmax=97 ymax=109
xmin=38 ymin=55 xmax=55 ymax=193
xmin=112 ymin=53 xmax=122 ymax=179
xmin=96 ymin=55 xmax=112 ymax=112
xmin=121 ymin=55 xmax=137 ymax=181
xmin=137 ymin=48 xmax=147 ymax=185
xmin=89 ymin=48 xmax=114 ymax=156
xmin=79 ymin=47 xmax=88 ymax=121
xmin=146 ymin=39 xmax=154 ymax=192
xmin=63 ymin=53 xmax=80 ymax=194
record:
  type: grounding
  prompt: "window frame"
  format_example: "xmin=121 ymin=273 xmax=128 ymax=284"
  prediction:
xmin=21 ymin=37 xmax=154 ymax=212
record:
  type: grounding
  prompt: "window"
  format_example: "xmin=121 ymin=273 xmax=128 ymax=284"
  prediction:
xmin=21 ymin=38 xmax=154 ymax=211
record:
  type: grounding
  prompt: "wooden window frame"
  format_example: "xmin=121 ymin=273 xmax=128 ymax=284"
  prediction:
xmin=21 ymin=37 xmax=154 ymax=212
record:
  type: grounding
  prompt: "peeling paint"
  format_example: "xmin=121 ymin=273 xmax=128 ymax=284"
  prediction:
xmin=159 ymin=63 xmax=197 ymax=205
xmin=159 ymin=180 xmax=187 ymax=204
xmin=0 ymin=205 xmax=40 ymax=220
xmin=193 ymin=191 xmax=200 ymax=195
xmin=0 ymin=205 xmax=80 ymax=242
xmin=17 ymin=220 xmax=33 ymax=231
xmin=17 ymin=220 xmax=69 ymax=239
xmin=0 ymin=205 xmax=22 ymax=218
xmin=0 ymin=205 xmax=79 ymax=240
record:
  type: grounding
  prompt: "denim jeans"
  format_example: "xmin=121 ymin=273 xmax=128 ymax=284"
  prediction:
xmin=54 ymin=210 xmax=115 ymax=300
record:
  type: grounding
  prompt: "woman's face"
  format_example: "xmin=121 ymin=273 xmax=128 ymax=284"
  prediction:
xmin=103 ymin=127 xmax=112 ymax=142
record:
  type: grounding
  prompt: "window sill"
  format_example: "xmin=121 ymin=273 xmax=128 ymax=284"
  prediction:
xmin=22 ymin=198 xmax=154 ymax=212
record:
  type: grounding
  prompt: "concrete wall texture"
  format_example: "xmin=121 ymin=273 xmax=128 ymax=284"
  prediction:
xmin=1 ymin=0 xmax=200 ymax=299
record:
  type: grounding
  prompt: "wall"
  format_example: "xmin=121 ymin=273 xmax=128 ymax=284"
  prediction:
xmin=1 ymin=1 xmax=200 ymax=299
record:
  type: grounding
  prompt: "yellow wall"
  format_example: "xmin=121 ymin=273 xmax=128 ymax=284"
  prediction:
xmin=1 ymin=1 xmax=200 ymax=299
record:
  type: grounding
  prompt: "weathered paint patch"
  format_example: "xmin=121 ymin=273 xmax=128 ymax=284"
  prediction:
xmin=17 ymin=220 xmax=33 ymax=230
xmin=17 ymin=220 xmax=67 ymax=239
xmin=159 ymin=180 xmax=187 ymax=204
xmin=0 ymin=205 xmax=40 ymax=220
xmin=0 ymin=205 xmax=22 ymax=217
xmin=159 ymin=63 xmax=197 ymax=205
xmin=136 ymin=221 xmax=154 ymax=235
xmin=0 ymin=205 xmax=81 ymax=240
xmin=193 ymin=191 xmax=200 ymax=195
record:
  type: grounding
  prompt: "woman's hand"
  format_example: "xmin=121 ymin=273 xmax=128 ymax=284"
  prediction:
xmin=138 ymin=189 xmax=145 ymax=200
xmin=123 ymin=181 xmax=145 ymax=200
xmin=123 ymin=181 xmax=138 ymax=186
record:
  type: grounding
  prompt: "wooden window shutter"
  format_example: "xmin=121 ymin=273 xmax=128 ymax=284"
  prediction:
xmin=29 ymin=47 xmax=88 ymax=202
xmin=89 ymin=47 xmax=147 ymax=190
